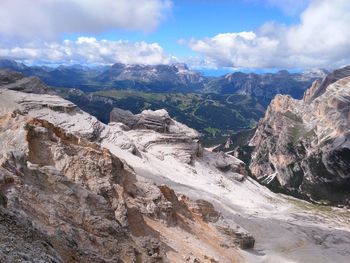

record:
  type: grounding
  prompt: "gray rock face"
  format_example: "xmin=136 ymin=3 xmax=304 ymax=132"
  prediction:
xmin=0 ymin=69 xmax=53 ymax=94
xmin=97 ymin=63 xmax=206 ymax=91
xmin=0 ymin=69 xmax=23 ymax=85
xmin=0 ymin=75 xmax=253 ymax=261
xmin=250 ymin=67 xmax=350 ymax=205
xmin=304 ymin=66 xmax=350 ymax=103
xmin=203 ymin=70 xmax=321 ymax=104
xmin=110 ymin=107 xmax=202 ymax=164
xmin=110 ymin=108 xmax=173 ymax=133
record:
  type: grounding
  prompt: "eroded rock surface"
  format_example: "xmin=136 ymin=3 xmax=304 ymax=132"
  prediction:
xmin=1 ymin=70 xmax=349 ymax=263
xmin=110 ymin=107 xmax=202 ymax=164
xmin=0 ymin=69 xmax=53 ymax=94
xmin=250 ymin=67 xmax=350 ymax=204
xmin=0 ymin=85 xmax=252 ymax=262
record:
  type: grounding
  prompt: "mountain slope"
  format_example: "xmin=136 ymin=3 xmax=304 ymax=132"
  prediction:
xmin=96 ymin=63 xmax=206 ymax=92
xmin=250 ymin=66 xmax=350 ymax=205
xmin=204 ymin=70 xmax=326 ymax=105
xmin=0 ymin=59 xmax=208 ymax=92
xmin=0 ymin=88 xmax=255 ymax=262
xmin=0 ymin=59 xmax=321 ymax=96
xmin=0 ymin=71 xmax=349 ymax=262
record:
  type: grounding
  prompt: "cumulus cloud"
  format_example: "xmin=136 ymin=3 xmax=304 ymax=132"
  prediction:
xmin=0 ymin=37 xmax=173 ymax=65
xmin=0 ymin=0 xmax=172 ymax=39
xmin=186 ymin=0 xmax=350 ymax=69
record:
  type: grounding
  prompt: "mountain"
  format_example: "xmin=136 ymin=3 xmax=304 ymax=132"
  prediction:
xmin=95 ymin=63 xmax=207 ymax=92
xmin=0 ymin=69 xmax=53 ymax=94
xmin=249 ymin=66 xmax=350 ymax=205
xmin=0 ymin=70 xmax=350 ymax=262
xmin=61 ymin=89 xmax=265 ymax=142
xmin=0 ymin=68 xmax=264 ymax=143
xmin=0 ymin=59 xmax=27 ymax=71
xmin=0 ymin=59 xmax=326 ymax=143
xmin=0 ymin=83 xmax=254 ymax=262
xmin=0 ymin=59 xmax=321 ymax=96
xmin=0 ymin=59 xmax=208 ymax=92
xmin=204 ymin=70 xmax=322 ymax=106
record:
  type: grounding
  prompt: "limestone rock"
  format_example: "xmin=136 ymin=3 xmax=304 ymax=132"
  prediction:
xmin=109 ymin=107 xmax=201 ymax=164
xmin=250 ymin=67 xmax=350 ymax=205
xmin=0 ymin=77 xmax=253 ymax=262
xmin=0 ymin=69 xmax=53 ymax=94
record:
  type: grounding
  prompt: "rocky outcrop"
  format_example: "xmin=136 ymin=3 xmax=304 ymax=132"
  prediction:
xmin=203 ymin=69 xmax=322 ymax=103
xmin=110 ymin=107 xmax=202 ymax=164
xmin=0 ymin=82 xmax=253 ymax=262
xmin=2 ymin=70 xmax=350 ymax=263
xmin=0 ymin=69 xmax=53 ymax=94
xmin=96 ymin=63 xmax=206 ymax=92
xmin=304 ymin=66 xmax=350 ymax=103
xmin=250 ymin=67 xmax=350 ymax=205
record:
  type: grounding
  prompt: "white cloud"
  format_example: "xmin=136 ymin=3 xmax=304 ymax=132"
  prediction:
xmin=0 ymin=37 xmax=174 ymax=65
xmin=186 ymin=0 xmax=350 ymax=69
xmin=0 ymin=0 xmax=172 ymax=39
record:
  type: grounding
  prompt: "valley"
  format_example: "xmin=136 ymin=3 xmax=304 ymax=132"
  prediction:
xmin=1 ymin=1 xmax=350 ymax=262
xmin=0 ymin=59 xmax=322 ymax=144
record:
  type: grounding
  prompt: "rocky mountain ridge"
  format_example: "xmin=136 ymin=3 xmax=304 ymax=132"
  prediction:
xmin=250 ymin=66 xmax=350 ymax=205
xmin=0 ymin=59 xmax=322 ymax=96
xmin=0 ymin=59 xmax=207 ymax=92
xmin=203 ymin=70 xmax=326 ymax=105
xmin=0 ymin=69 xmax=349 ymax=263
xmin=0 ymin=88 xmax=255 ymax=262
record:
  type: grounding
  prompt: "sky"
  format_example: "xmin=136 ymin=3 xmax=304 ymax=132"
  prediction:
xmin=0 ymin=0 xmax=349 ymax=72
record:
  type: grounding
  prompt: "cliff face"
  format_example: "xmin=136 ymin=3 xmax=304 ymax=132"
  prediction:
xmin=1 ymin=71 xmax=350 ymax=263
xmin=250 ymin=67 xmax=350 ymax=205
xmin=0 ymin=87 xmax=252 ymax=262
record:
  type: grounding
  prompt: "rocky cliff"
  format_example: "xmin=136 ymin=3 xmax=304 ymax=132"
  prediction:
xmin=0 ymin=87 xmax=253 ymax=262
xmin=1 ymin=71 xmax=350 ymax=263
xmin=250 ymin=66 xmax=350 ymax=205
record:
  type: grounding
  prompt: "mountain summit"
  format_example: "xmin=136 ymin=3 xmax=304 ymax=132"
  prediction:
xmin=250 ymin=66 xmax=350 ymax=205
xmin=0 ymin=70 xmax=349 ymax=262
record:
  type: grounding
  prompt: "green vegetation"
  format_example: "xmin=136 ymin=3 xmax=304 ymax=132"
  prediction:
xmin=71 ymin=89 xmax=266 ymax=145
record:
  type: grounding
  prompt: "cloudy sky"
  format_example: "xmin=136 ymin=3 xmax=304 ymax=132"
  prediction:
xmin=0 ymin=0 xmax=349 ymax=71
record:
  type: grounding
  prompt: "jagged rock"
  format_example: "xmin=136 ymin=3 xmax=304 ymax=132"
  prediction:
xmin=0 ymin=207 xmax=64 ymax=263
xmin=110 ymin=108 xmax=139 ymax=129
xmin=250 ymin=67 xmax=350 ymax=205
xmin=0 ymin=69 xmax=53 ymax=94
xmin=304 ymin=66 xmax=350 ymax=103
xmin=3 ymin=70 xmax=349 ymax=263
xmin=0 ymin=77 xmax=253 ymax=262
xmin=0 ymin=69 xmax=23 ymax=85
xmin=236 ymin=233 xmax=255 ymax=249
xmin=201 ymin=151 xmax=247 ymax=181
xmin=190 ymin=199 xmax=221 ymax=223
xmin=110 ymin=107 xmax=201 ymax=164
xmin=110 ymin=107 xmax=199 ymax=136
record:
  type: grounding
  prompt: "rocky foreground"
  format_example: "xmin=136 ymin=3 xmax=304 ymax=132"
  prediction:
xmin=250 ymin=66 xmax=350 ymax=205
xmin=0 ymin=71 xmax=350 ymax=262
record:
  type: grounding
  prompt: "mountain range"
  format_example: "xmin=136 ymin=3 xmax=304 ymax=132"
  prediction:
xmin=0 ymin=59 xmax=326 ymax=97
xmin=249 ymin=66 xmax=350 ymax=205
xmin=0 ymin=59 xmax=326 ymax=143
xmin=0 ymin=68 xmax=349 ymax=262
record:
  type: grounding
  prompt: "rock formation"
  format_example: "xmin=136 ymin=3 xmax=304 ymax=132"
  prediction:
xmin=250 ymin=67 xmax=350 ymax=205
xmin=110 ymin=108 xmax=202 ymax=164
xmin=0 ymin=82 xmax=253 ymax=262
xmin=0 ymin=69 xmax=53 ymax=94
xmin=1 ymin=70 xmax=350 ymax=263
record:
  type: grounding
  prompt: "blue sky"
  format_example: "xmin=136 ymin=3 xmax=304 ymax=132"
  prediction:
xmin=64 ymin=0 xmax=300 ymax=57
xmin=0 ymin=0 xmax=349 ymax=71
